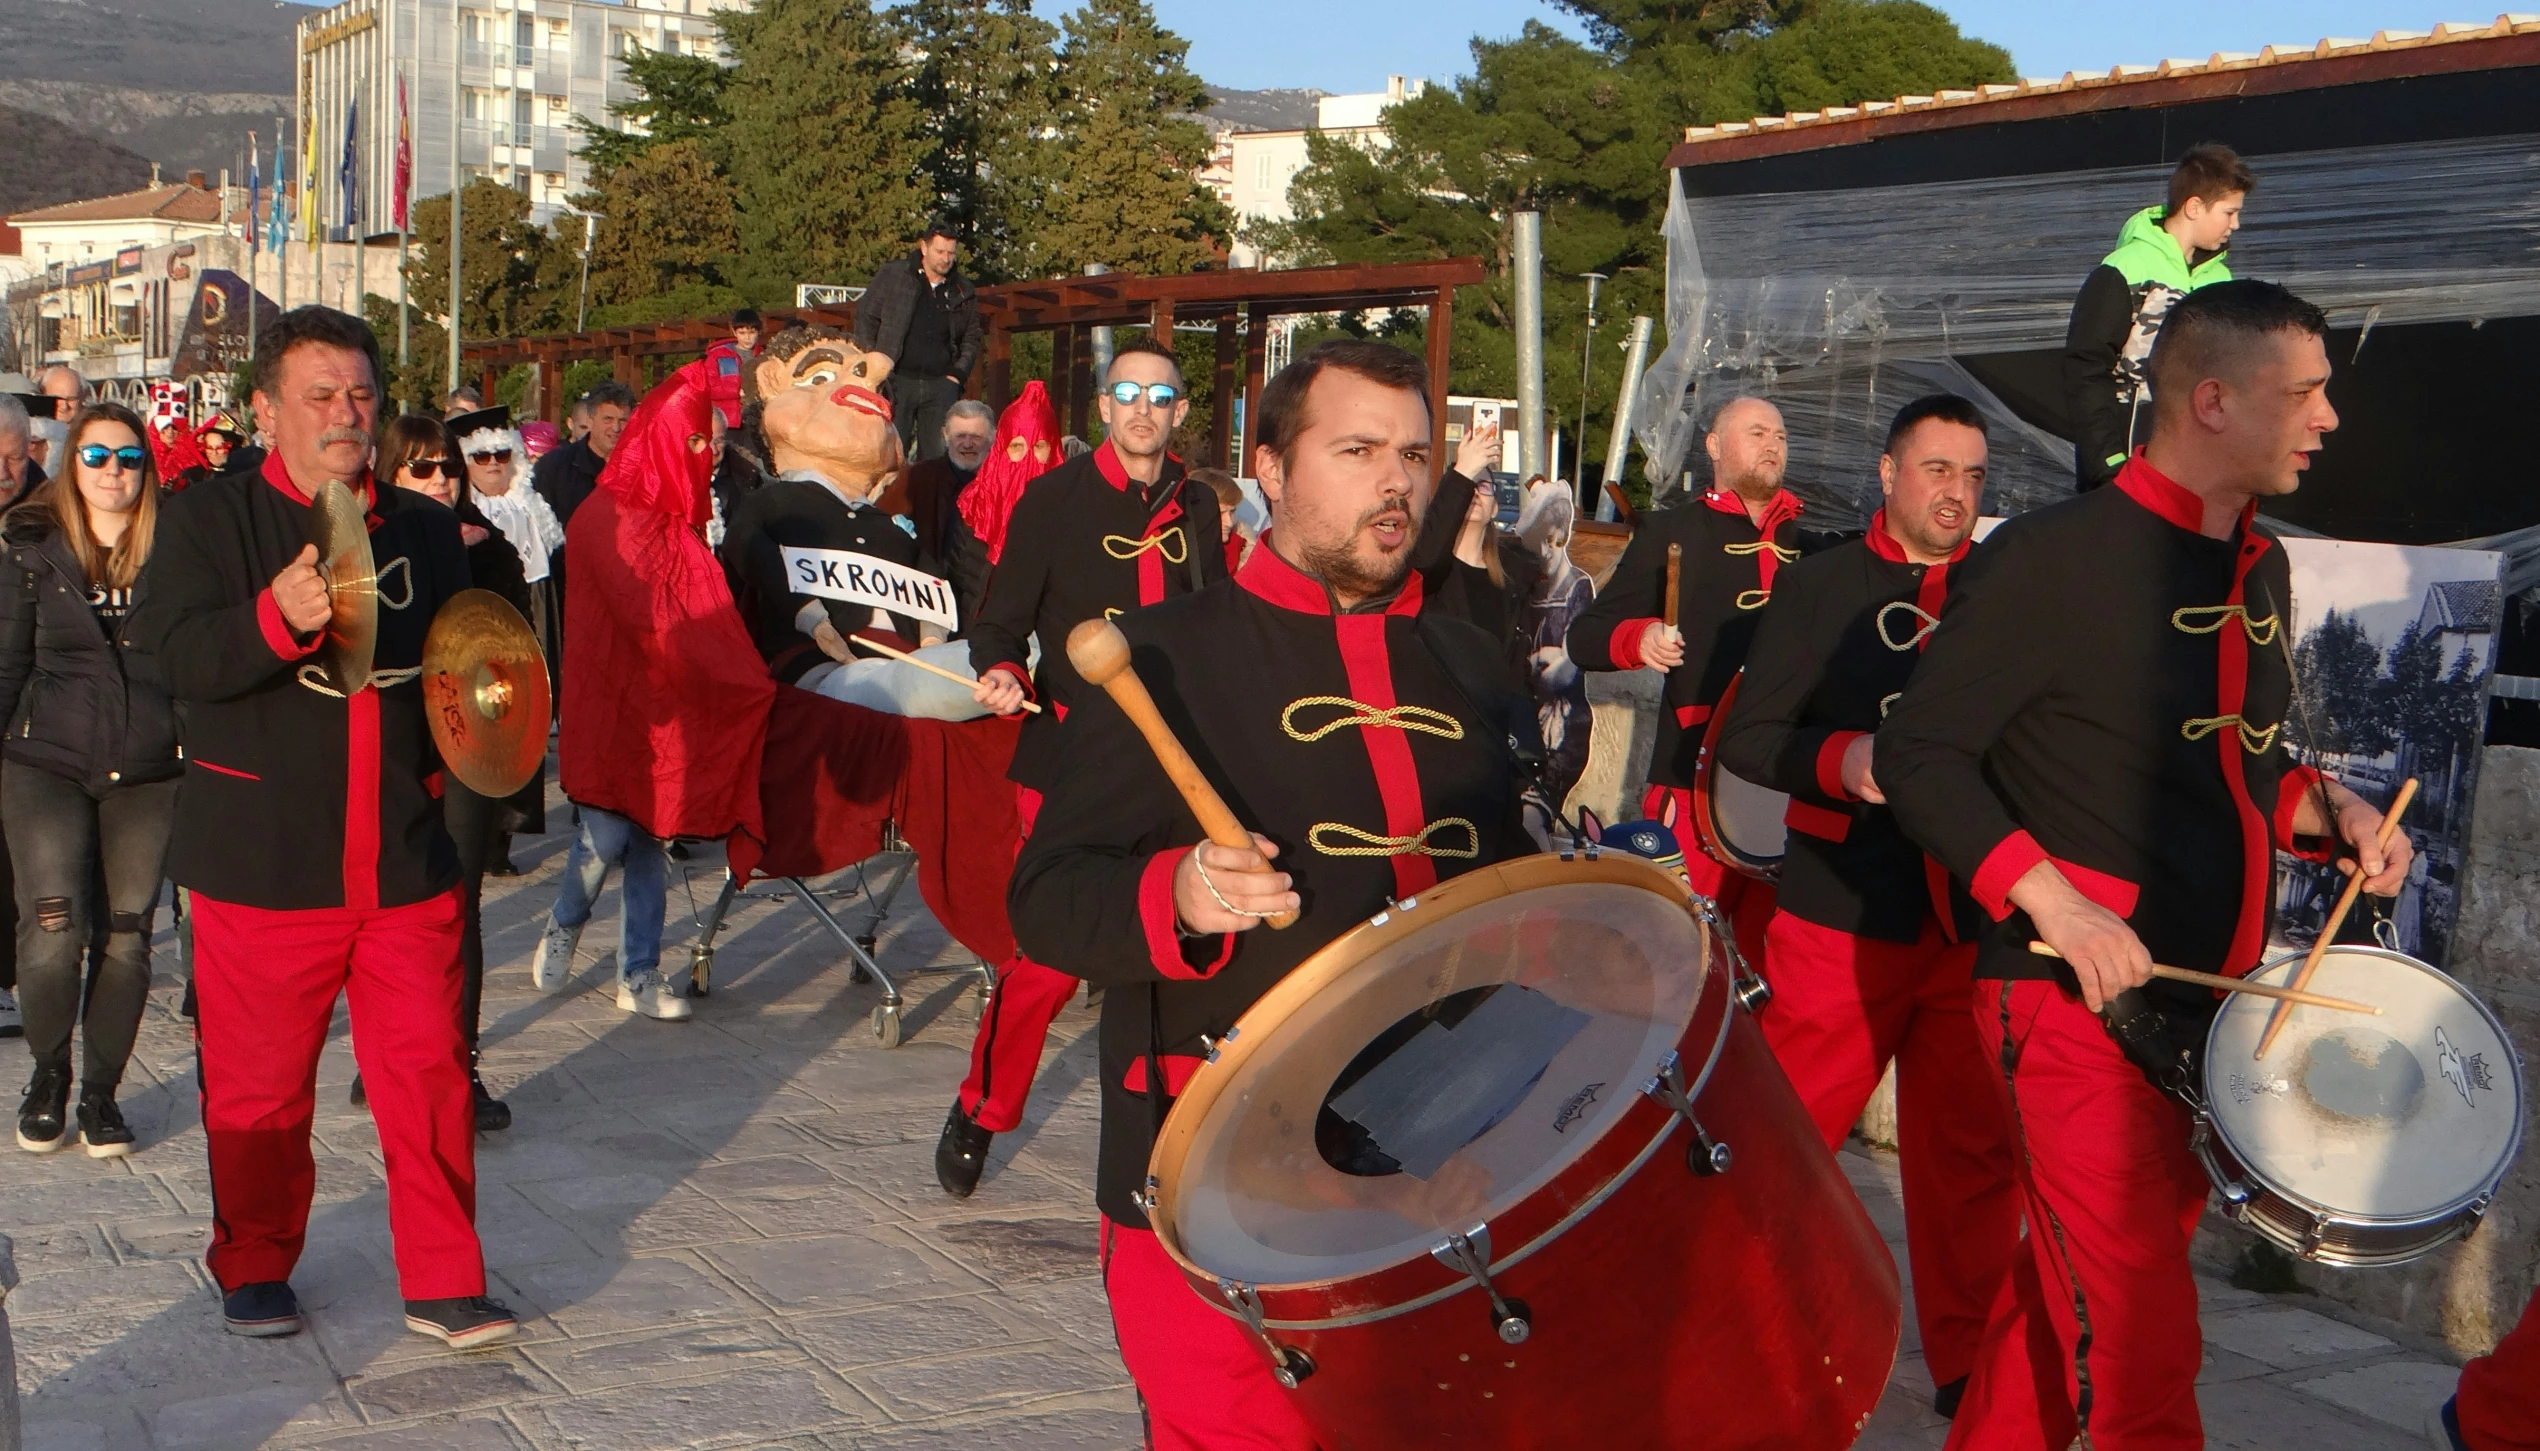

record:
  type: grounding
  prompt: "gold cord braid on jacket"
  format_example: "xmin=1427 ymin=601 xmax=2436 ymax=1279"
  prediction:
xmin=1280 ymin=696 xmax=1466 ymax=743
xmin=2181 ymin=714 xmax=2282 ymax=753
xmin=1308 ymin=818 xmax=1481 ymax=860
xmin=2171 ymin=603 xmax=2279 ymax=645
xmin=1103 ymin=528 xmax=1188 ymax=565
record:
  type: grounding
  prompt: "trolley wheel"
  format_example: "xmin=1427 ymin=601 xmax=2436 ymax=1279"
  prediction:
xmin=687 ymin=949 xmax=714 ymax=998
xmin=872 ymin=1003 xmax=904 ymax=1048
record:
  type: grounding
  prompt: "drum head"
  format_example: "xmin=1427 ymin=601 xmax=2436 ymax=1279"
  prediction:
xmin=1692 ymin=673 xmax=1786 ymax=878
xmin=1154 ymin=857 xmax=1707 ymax=1289
xmin=2207 ymin=948 xmax=2524 ymax=1223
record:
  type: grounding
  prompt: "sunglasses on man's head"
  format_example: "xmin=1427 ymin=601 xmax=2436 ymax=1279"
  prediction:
xmin=76 ymin=444 xmax=147 ymax=472
xmin=468 ymin=449 xmax=515 ymax=465
xmin=404 ymin=457 xmax=455 ymax=478
xmin=1105 ymin=381 xmax=1181 ymax=408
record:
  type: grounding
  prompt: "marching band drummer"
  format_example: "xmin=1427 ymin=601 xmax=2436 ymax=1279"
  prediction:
xmin=1565 ymin=396 xmax=1806 ymax=969
xmin=1006 ymin=340 xmax=1536 ymax=1449
xmin=1713 ymin=393 xmax=2020 ymax=1421
xmin=1876 ymin=281 xmax=2410 ymax=1451
xmin=936 ymin=337 xmax=1229 ymax=1199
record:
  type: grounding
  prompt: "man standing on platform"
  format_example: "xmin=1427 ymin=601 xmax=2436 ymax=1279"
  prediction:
xmin=133 ymin=306 xmax=514 ymax=1350
xmin=935 ymin=337 xmax=1226 ymax=1197
xmin=854 ymin=222 xmax=980 ymax=462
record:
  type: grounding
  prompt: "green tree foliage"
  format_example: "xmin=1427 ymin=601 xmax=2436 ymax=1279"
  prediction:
xmin=1023 ymin=0 xmax=1234 ymax=279
xmin=902 ymin=0 xmax=1060 ymax=283
xmin=713 ymin=0 xmax=938 ymax=303
xmin=582 ymin=139 xmax=742 ymax=317
xmin=572 ymin=47 xmax=731 ymax=182
xmin=401 ymin=178 xmax=573 ymax=345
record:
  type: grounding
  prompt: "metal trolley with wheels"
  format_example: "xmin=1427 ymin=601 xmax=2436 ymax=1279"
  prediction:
xmin=682 ymin=824 xmax=995 ymax=1047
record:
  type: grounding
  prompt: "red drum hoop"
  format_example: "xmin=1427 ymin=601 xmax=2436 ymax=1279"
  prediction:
xmin=1691 ymin=672 xmax=1787 ymax=881
xmin=1147 ymin=853 xmax=1900 ymax=1449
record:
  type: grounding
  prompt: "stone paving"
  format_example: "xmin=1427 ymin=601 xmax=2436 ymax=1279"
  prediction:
xmin=1 ymin=806 xmax=2474 ymax=1449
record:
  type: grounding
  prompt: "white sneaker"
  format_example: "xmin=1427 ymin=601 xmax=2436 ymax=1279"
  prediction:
xmin=531 ymin=917 xmax=582 ymax=993
xmin=616 ymin=975 xmax=692 ymax=1021
xmin=0 ymin=987 xmax=19 ymax=1038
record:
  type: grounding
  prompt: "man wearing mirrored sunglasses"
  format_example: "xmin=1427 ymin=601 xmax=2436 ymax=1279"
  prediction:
xmin=937 ymin=335 xmax=1228 ymax=1197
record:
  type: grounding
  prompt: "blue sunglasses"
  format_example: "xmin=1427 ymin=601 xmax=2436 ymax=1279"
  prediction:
xmin=77 ymin=444 xmax=148 ymax=472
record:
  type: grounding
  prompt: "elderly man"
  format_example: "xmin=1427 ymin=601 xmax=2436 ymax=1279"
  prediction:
xmin=35 ymin=365 xmax=85 ymax=421
xmin=888 ymin=398 xmax=996 ymax=626
xmin=0 ymin=394 xmax=32 ymax=504
xmin=132 ymin=305 xmax=514 ymax=1351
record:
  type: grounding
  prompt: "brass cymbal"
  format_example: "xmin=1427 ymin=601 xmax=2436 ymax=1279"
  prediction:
xmin=307 ymin=479 xmax=378 ymax=694
xmin=422 ymin=589 xmax=552 ymax=798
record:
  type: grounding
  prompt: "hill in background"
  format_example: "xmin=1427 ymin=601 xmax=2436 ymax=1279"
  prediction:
xmin=0 ymin=100 xmax=153 ymax=217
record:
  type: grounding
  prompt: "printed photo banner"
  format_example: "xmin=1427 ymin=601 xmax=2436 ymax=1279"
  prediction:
xmin=779 ymin=547 xmax=958 ymax=633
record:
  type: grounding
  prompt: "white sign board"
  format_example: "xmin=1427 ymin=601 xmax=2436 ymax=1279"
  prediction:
xmin=779 ymin=547 xmax=958 ymax=633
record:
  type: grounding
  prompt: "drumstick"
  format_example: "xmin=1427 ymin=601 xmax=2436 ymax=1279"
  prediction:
xmin=1066 ymin=619 xmax=1296 ymax=930
xmin=2024 ymin=941 xmax=2380 ymax=1015
xmin=849 ymin=635 xmax=1043 ymax=714
xmin=1662 ymin=543 xmax=1682 ymax=629
xmin=2254 ymin=776 xmax=2418 ymax=1059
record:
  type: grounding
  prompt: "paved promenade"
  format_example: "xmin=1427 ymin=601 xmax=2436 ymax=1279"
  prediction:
xmin=3 ymin=809 xmax=2471 ymax=1449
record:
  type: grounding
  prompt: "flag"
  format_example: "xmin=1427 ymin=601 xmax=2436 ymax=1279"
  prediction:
xmin=393 ymin=74 xmax=412 ymax=233
xmin=340 ymin=95 xmax=361 ymax=235
xmin=267 ymin=118 xmax=288 ymax=253
xmin=302 ymin=115 xmax=319 ymax=245
xmin=246 ymin=132 xmax=261 ymax=254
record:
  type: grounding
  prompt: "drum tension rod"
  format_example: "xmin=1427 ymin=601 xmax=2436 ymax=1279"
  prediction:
xmin=1646 ymin=1050 xmax=1734 ymax=1176
xmin=1431 ymin=1226 xmax=1532 ymax=1345
xmin=1689 ymin=898 xmax=1772 ymax=1013
xmin=1216 ymin=1279 xmax=1316 ymax=1387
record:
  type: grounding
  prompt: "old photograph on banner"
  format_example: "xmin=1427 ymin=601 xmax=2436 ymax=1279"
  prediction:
xmin=2275 ymin=537 xmax=2505 ymax=968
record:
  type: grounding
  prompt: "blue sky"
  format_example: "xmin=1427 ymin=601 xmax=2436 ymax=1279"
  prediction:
xmin=1117 ymin=1 xmax=2478 ymax=96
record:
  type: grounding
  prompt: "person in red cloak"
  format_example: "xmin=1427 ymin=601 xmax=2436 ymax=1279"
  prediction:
xmin=956 ymin=380 xmax=1060 ymax=566
xmin=531 ymin=360 xmax=774 ymax=1020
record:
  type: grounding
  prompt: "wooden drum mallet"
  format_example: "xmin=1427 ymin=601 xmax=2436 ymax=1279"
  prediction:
xmin=1066 ymin=619 xmax=1297 ymax=930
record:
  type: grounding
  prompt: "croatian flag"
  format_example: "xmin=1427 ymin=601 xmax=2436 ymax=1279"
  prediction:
xmin=393 ymin=74 xmax=412 ymax=232
xmin=246 ymin=132 xmax=261 ymax=253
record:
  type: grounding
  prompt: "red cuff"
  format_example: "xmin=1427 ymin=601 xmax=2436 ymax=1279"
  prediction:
xmin=985 ymin=660 xmax=1035 ymax=700
xmin=1139 ymin=848 xmax=1233 ymax=981
xmin=1816 ymin=730 xmax=1867 ymax=803
xmin=256 ymin=587 xmax=322 ymax=661
xmin=1970 ymin=830 xmax=2049 ymax=921
xmin=2274 ymin=765 xmax=2333 ymax=862
xmin=1609 ymin=617 xmax=1661 ymax=671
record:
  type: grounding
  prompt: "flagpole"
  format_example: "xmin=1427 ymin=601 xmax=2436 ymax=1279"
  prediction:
xmin=353 ymin=91 xmax=365 ymax=332
xmin=397 ymin=64 xmax=410 ymax=376
xmin=446 ymin=0 xmax=462 ymax=397
xmin=247 ymin=129 xmax=259 ymax=379
xmin=278 ymin=115 xmax=291 ymax=318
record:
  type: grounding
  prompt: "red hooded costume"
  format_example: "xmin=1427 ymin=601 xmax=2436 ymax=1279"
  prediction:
xmin=559 ymin=360 xmax=776 ymax=841
xmin=956 ymin=381 xmax=1061 ymax=566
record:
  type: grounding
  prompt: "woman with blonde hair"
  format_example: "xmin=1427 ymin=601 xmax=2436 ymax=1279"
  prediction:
xmin=5 ymin=402 xmax=182 ymax=1156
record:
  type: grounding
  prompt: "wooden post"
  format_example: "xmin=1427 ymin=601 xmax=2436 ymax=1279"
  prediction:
xmin=1066 ymin=324 xmax=1096 ymax=440
xmin=1240 ymin=305 xmax=1269 ymax=472
xmin=1151 ymin=296 xmax=1175 ymax=340
xmin=536 ymin=350 xmax=559 ymax=425
xmin=979 ymin=321 xmax=1011 ymax=409
xmin=1049 ymin=324 xmax=1077 ymax=436
xmin=1211 ymin=315 xmax=1239 ymax=469
xmin=1424 ymin=287 xmax=1455 ymax=482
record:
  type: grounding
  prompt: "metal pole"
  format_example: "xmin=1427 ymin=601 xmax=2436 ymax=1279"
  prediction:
xmin=1599 ymin=315 xmax=1654 ymax=522
xmin=1512 ymin=211 xmax=1544 ymax=485
xmin=446 ymin=0 xmax=462 ymax=396
xmin=576 ymin=211 xmax=595 ymax=330
xmin=1086 ymin=262 xmax=1115 ymax=380
xmin=278 ymin=115 xmax=291 ymax=319
xmin=1575 ymin=271 xmax=1604 ymax=493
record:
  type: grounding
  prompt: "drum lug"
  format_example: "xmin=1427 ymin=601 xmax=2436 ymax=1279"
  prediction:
xmin=1217 ymin=1279 xmax=1316 ymax=1387
xmin=2187 ymin=1116 xmax=2252 ymax=1213
xmin=1430 ymin=1226 xmax=1532 ymax=1345
xmin=1688 ymin=898 xmax=1772 ymax=1014
xmin=2298 ymin=1217 xmax=2330 ymax=1261
xmin=1133 ymin=1175 xmax=1160 ymax=1215
xmin=1644 ymin=1050 xmax=1733 ymax=1175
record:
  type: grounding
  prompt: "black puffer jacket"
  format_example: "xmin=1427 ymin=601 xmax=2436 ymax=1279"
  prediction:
xmin=0 ymin=505 xmax=182 ymax=792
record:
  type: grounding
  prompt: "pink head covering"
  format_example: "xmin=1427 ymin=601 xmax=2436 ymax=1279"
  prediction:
xmin=521 ymin=419 xmax=563 ymax=460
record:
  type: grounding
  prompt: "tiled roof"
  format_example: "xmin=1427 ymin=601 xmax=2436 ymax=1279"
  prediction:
xmin=1676 ymin=15 xmax=2540 ymax=150
xmin=2422 ymin=578 xmax=2503 ymax=631
xmin=8 ymin=182 xmax=231 ymax=228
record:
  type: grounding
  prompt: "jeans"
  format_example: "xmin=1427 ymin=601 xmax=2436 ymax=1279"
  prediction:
xmin=891 ymin=374 xmax=964 ymax=461
xmin=5 ymin=763 xmax=176 ymax=1086
xmin=549 ymin=805 xmax=665 ymax=984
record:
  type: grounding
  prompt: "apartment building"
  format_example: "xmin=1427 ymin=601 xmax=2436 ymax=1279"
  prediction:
xmin=1221 ymin=76 xmax=1425 ymax=267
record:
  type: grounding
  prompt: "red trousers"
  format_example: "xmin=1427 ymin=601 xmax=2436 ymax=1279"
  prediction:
xmin=958 ymin=785 xmax=1076 ymax=1133
xmin=1641 ymin=783 xmax=1776 ymax=977
xmin=1103 ymin=1219 xmax=1322 ymax=1450
xmin=1948 ymin=980 xmax=2209 ymax=1451
xmin=2457 ymin=1285 xmax=2540 ymax=1450
xmin=1758 ymin=911 xmax=2020 ymax=1387
xmin=193 ymin=890 xmax=485 ymax=1301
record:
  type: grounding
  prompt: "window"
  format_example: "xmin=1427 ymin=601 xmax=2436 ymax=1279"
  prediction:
xmin=1255 ymin=155 xmax=1270 ymax=189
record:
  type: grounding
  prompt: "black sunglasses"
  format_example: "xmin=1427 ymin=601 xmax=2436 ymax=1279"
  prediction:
xmin=468 ymin=449 xmax=515 ymax=465
xmin=76 ymin=444 xmax=148 ymax=472
xmin=403 ymin=456 xmax=455 ymax=478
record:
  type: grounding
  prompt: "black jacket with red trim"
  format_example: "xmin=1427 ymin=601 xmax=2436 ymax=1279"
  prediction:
xmin=1008 ymin=545 xmax=1531 ymax=1229
xmin=1876 ymin=457 xmax=2328 ymax=990
xmin=724 ymin=475 xmax=929 ymax=684
xmin=966 ymin=441 xmax=1226 ymax=791
xmin=1716 ymin=520 xmax=1981 ymax=945
xmin=130 ymin=455 xmax=471 ymax=911
xmin=1566 ymin=488 xmax=1807 ymax=788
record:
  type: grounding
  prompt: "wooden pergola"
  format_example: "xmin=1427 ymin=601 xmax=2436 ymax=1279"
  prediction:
xmin=461 ymin=258 xmax=1486 ymax=471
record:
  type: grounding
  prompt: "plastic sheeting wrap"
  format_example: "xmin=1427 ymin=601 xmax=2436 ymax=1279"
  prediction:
xmin=1634 ymin=134 xmax=2540 ymax=528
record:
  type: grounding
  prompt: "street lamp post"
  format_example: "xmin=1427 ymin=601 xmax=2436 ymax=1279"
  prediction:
xmin=1575 ymin=271 xmax=1606 ymax=494
xmin=576 ymin=211 xmax=598 ymax=330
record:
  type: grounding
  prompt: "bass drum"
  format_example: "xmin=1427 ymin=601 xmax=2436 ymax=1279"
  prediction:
xmin=2199 ymin=946 xmax=2525 ymax=1266
xmin=1148 ymin=853 xmax=1900 ymax=1450
xmin=1690 ymin=672 xmax=1787 ymax=881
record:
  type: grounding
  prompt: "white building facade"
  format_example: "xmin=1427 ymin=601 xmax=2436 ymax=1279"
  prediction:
xmin=1223 ymin=76 xmax=1425 ymax=268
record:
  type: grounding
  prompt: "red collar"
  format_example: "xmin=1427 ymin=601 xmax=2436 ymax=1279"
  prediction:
xmin=1235 ymin=534 xmax=1425 ymax=618
xmin=1092 ymin=439 xmax=1186 ymax=494
xmin=2113 ymin=452 xmax=2254 ymax=538
xmin=1705 ymin=486 xmax=1802 ymax=535
xmin=1865 ymin=509 xmax=1971 ymax=566
xmin=261 ymin=448 xmax=374 ymax=513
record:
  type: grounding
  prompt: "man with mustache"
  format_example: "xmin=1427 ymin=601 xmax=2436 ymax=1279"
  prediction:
xmin=1567 ymin=395 xmax=1805 ymax=967
xmin=1714 ymin=394 xmax=2019 ymax=1421
xmin=1007 ymin=339 xmax=1534 ymax=1446
xmin=934 ymin=336 xmax=1228 ymax=1198
xmin=130 ymin=306 xmax=515 ymax=1350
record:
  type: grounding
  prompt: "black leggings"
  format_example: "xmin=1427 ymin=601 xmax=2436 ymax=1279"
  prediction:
xmin=5 ymin=764 xmax=176 ymax=1086
xmin=444 ymin=780 xmax=505 ymax=1052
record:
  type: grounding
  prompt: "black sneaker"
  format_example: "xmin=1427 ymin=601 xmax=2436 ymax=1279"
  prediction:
xmin=934 ymin=1101 xmax=994 ymax=1199
xmin=1933 ymin=1375 xmax=1970 ymax=1419
xmin=77 ymin=1086 xmax=136 ymax=1158
xmin=405 ymin=1295 xmax=518 ymax=1350
xmin=16 ymin=1061 xmax=70 ymax=1153
xmin=471 ymin=1067 xmax=512 ymax=1133
xmin=349 ymin=1072 xmax=368 ymax=1109
xmin=223 ymin=1280 xmax=303 ymax=1337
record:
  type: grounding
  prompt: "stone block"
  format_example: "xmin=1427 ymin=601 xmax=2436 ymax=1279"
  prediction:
xmin=855 ymin=1343 xmax=1125 ymax=1422
xmin=150 ymin=1384 xmax=355 ymax=1450
xmin=841 ymin=1400 xmax=1143 ymax=1450
xmin=529 ymin=1364 xmax=871 ymax=1451
xmin=286 ymin=1416 xmax=529 ymax=1449
xmin=506 ymin=1254 xmax=758 ymax=1338
xmin=524 ymin=1320 xmax=807 ymax=1394
xmin=347 ymin=1353 xmax=550 ymax=1419
xmin=8 ymin=1260 xmax=201 ymax=1325
xmin=2202 ymin=1308 xmax=2396 ymax=1369
xmin=2295 ymin=1360 xmax=2463 ymax=1432
xmin=706 ymin=1232 xmax=987 ymax=1316
xmin=2198 ymin=1375 xmax=2427 ymax=1451
xmin=787 ymin=1297 xmax=1030 ymax=1374
xmin=689 ymin=1157 xmax=844 ymax=1203
xmin=913 ymin=1218 xmax=1102 ymax=1290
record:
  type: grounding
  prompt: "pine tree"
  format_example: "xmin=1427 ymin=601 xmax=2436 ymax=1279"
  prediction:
xmin=584 ymin=139 xmax=743 ymax=319
xmin=573 ymin=47 xmax=732 ymax=182
xmin=401 ymin=178 xmax=569 ymax=344
xmin=901 ymin=0 xmax=1059 ymax=283
xmin=1023 ymin=0 xmax=1232 ymax=279
xmin=713 ymin=0 xmax=938 ymax=303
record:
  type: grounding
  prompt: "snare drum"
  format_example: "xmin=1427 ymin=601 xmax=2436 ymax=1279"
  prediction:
xmin=2196 ymin=946 xmax=2526 ymax=1267
xmin=1147 ymin=853 xmax=1900 ymax=1450
xmin=1691 ymin=672 xmax=1787 ymax=881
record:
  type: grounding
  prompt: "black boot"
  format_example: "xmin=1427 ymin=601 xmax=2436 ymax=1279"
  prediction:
xmin=76 ymin=1083 xmax=136 ymax=1159
xmin=471 ymin=1057 xmax=511 ymax=1132
xmin=1933 ymin=1375 xmax=1970 ymax=1419
xmin=16 ymin=1061 xmax=70 ymax=1153
xmin=934 ymin=1101 xmax=994 ymax=1198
